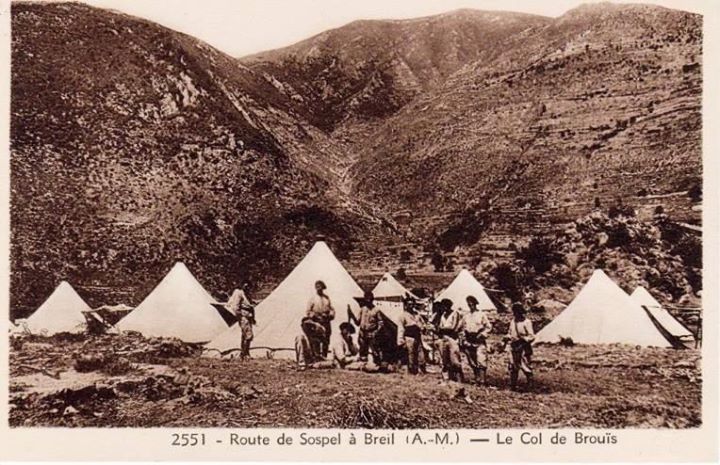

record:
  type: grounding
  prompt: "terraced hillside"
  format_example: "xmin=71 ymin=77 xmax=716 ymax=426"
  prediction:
xmin=350 ymin=3 xmax=702 ymax=241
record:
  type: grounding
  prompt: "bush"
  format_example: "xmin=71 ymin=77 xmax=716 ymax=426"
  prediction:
xmin=606 ymin=222 xmax=632 ymax=249
xmin=516 ymin=237 xmax=563 ymax=274
xmin=608 ymin=203 xmax=635 ymax=219
xmin=688 ymin=183 xmax=702 ymax=202
xmin=672 ymin=234 xmax=702 ymax=269
xmin=430 ymin=251 xmax=444 ymax=272
xmin=492 ymin=263 xmax=522 ymax=301
xmin=396 ymin=268 xmax=407 ymax=280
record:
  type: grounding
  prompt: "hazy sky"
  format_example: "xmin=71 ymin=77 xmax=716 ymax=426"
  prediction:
xmin=80 ymin=0 xmax=706 ymax=57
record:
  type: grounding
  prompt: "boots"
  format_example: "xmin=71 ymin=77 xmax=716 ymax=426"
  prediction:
xmin=525 ymin=373 xmax=534 ymax=391
xmin=509 ymin=370 xmax=519 ymax=391
xmin=475 ymin=368 xmax=487 ymax=386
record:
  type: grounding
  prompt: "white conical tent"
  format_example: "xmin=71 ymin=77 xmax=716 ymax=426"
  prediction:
xmin=24 ymin=281 xmax=90 ymax=335
xmin=535 ymin=270 xmax=671 ymax=347
xmin=372 ymin=272 xmax=417 ymax=300
xmin=116 ymin=262 xmax=228 ymax=343
xmin=631 ymin=286 xmax=693 ymax=339
xmin=435 ymin=269 xmax=496 ymax=313
xmin=206 ymin=241 xmax=363 ymax=358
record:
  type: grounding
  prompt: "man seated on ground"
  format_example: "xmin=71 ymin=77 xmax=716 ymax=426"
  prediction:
xmin=332 ymin=322 xmax=366 ymax=370
xmin=295 ymin=316 xmax=332 ymax=371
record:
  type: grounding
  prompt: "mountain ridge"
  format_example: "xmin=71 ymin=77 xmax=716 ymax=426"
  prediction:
xmin=9 ymin=2 xmax=703 ymax=316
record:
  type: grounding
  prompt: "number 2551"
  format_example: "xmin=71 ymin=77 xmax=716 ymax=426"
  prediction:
xmin=171 ymin=433 xmax=206 ymax=446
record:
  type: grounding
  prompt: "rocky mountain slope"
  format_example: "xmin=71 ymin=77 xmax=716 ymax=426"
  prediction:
xmin=244 ymin=9 xmax=550 ymax=132
xmin=349 ymin=3 xmax=702 ymax=245
xmin=10 ymin=2 xmax=703 ymax=316
xmin=10 ymin=2 xmax=385 ymax=315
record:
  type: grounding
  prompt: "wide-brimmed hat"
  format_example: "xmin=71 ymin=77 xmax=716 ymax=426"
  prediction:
xmin=339 ymin=322 xmax=356 ymax=334
xmin=511 ymin=302 xmax=526 ymax=315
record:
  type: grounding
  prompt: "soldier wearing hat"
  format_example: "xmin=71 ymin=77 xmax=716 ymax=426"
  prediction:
xmin=503 ymin=302 xmax=535 ymax=390
xmin=306 ymin=280 xmax=335 ymax=358
xmin=437 ymin=298 xmax=464 ymax=382
xmin=349 ymin=290 xmax=383 ymax=362
xmin=397 ymin=294 xmax=425 ymax=374
xmin=460 ymin=295 xmax=492 ymax=385
xmin=226 ymin=285 xmax=256 ymax=360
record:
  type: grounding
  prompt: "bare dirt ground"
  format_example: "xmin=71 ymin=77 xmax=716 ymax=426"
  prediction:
xmin=9 ymin=333 xmax=701 ymax=428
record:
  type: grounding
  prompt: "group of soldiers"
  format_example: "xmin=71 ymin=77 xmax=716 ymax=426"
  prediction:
xmin=283 ymin=280 xmax=536 ymax=391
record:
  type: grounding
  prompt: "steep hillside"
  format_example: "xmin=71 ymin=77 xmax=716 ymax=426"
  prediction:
xmin=10 ymin=2 xmax=383 ymax=316
xmin=351 ymin=3 xmax=702 ymax=244
xmin=243 ymin=9 xmax=550 ymax=131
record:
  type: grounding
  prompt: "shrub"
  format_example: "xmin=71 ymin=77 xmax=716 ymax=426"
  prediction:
xmin=516 ymin=237 xmax=563 ymax=274
xmin=688 ymin=183 xmax=702 ymax=202
xmin=606 ymin=222 xmax=632 ymax=249
xmin=608 ymin=203 xmax=635 ymax=219
xmin=492 ymin=263 xmax=522 ymax=302
xmin=430 ymin=251 xmax=445 ymax=272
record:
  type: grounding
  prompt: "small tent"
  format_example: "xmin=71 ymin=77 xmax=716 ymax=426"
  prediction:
xmin=535 ymin=270 xmax=672 ymax=347
xmin=435 ymin=269 xmax=496 ymax=313
xmin=24 ymin=281 xmax=90 ymax=335
xmin=206 ymin=241 xmax=363 ymax=358
xmin=116 ymin=262 xmax=229 ymax=343
xmin=372 ymin=272 xmax=417 ymax=300
xmin=631 ymin=287 xmax=694 ymax=340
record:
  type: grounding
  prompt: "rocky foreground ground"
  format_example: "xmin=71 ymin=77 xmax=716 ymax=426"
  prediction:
xmin=9 ymin=333 xmax=701 ymax=428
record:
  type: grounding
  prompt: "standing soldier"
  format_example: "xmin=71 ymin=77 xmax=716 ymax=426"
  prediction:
xmin=503 ymin=302 xmax=535 ymax=391
xmin=397 ymin=295 xmax=424 ymax=374
xmin=437 ymin=299 xmax=465 ymax=382
xmin=349 ymin=291 xmax=383 ymax=363
xmin=461 ymin=295 xmax=492 ymax=385
xmin=226 ymin=286 xmax=256 ymax=360
xmin=306 ymin=280 xmax=335 ymax=358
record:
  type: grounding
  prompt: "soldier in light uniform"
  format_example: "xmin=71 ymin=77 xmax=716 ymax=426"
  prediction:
xmin=397 ymin=295 xmax=425 ymax=374
xmin=437 ymin=299 xmax=464 ymax=382
xmin=503 ymin=302 xmax=535 ymax=391
xmin=306 ymin=280 xmax=335 ymax=358
xmin=226 ymin=286 xmax=256 ymax=360
xmin=460 ymin=295 xmax=492 ymax=385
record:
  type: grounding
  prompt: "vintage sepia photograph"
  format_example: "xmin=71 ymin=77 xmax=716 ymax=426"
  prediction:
xmin=5 ymin=0 xmax=708 ymax=435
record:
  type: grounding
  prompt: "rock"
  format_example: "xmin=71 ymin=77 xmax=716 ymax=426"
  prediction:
xmin=63 ymin=405 xmax=78 ymax=416
xmin=596 ymin=232 xmax=609 ymax=247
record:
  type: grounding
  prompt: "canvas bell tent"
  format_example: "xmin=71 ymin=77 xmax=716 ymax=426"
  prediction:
xmin=435 ymin=269 xmax=496 ymax=313
xmin=631 ymin=286 xmax=694 ymax=340
xmin=24 ymin=281 xmax=90 ymax=335
xmin=535 ymin=270 xmax=672 ymax=347
xmin=116 ymin=262 xmax=229 ymax=343
xmin=372 ymin=272 xmax=417 ymax=300
xmin=206 ymin=241 xmax=363 ymax=358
